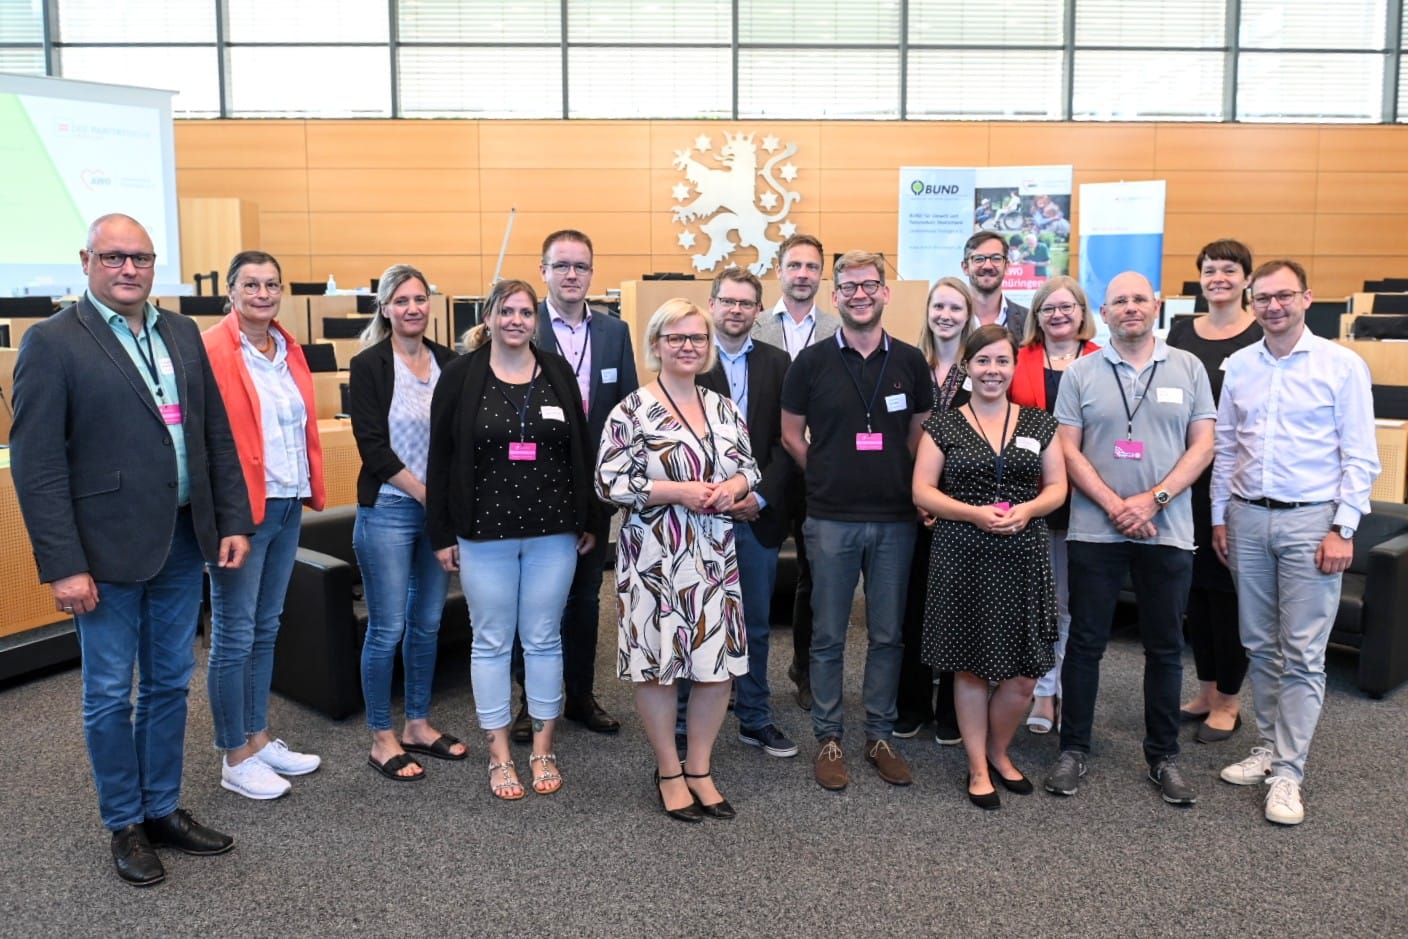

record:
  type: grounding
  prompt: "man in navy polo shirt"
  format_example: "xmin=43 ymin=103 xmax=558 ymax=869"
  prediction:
xmin=781 ymin=250 xmax=933 ymax=791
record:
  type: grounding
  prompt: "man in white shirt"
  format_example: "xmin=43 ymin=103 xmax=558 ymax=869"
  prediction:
xmin=1211 ymin=259 xmax=1379 ymax=826
xmin=962 ymin=230 xmax=1029 ymax=342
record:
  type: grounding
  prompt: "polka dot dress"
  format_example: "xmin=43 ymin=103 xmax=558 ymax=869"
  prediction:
xmin=468 ymin=375 xmax=576 ymax=540
xmin=921 ymin=406 xmax=1058 ymax=682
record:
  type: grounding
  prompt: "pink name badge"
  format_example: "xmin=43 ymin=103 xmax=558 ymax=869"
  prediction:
xmin=992 ymin=501 xmax=1012 ymax=512
xmin=159 ymin=403 xmax=183 ymax=426
xmin=856 ymin=433 xmax=884 ymax=451
xmin=1113 ymin=439 xmax=1145 ymax=461
xmin=509 ymin=442 xmax=538 ymax=461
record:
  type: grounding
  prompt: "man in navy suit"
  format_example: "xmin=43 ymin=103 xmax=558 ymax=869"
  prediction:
xmin=11 ymin=214 xmax=253 ymax=886
xmin=512 ymin=229 xmax=638 ymax=738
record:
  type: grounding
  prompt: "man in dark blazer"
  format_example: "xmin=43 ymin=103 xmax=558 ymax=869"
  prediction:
xmin=514 ymin=229 xmax=638 ymax=737
xmin=687 ymin=267 xmax=798 ymax=757
xmin=10 ymin=214 xmax=253 ymax=887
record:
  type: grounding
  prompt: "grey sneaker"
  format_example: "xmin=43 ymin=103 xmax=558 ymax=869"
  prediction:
xmin=1043 ymin=750 xmax=1087 ymax=796
xmin=1149 ymin=758 xmax=1198 ymax=805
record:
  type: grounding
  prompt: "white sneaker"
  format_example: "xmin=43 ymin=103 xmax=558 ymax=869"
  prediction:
xmin=255 ymin=739 xmax=321 ymax=776
xmin=1220 ymin=745 xmax=1272 ymax=786
xmin=222 ymin=756 xmax=291 ymax=800
xmin=1265 ymin=775 xmax=1305 ymax=825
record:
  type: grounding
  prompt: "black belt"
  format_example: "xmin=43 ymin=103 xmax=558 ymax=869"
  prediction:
xmin=1233 ymin=494 xmax=1328 ymax=511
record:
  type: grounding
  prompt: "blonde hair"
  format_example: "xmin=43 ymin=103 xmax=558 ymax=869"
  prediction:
xmin=644 ymin=298 xmax=716 ymax=373
xmin=463 ymin=278 xmax=539 ymax=351
xmin=917 ymin=276 xmax=975 ymax=367
xmin=834 ymin=250 xmax=887 ymax=285
xmin=361 ymin=263 xmax=430 ymax=348
xmin=1024 ymin=275 xmax=1096 ymax=347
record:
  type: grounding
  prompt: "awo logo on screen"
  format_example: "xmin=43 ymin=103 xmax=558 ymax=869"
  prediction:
xmin=81 ymin=168 xmax=112 ymax=189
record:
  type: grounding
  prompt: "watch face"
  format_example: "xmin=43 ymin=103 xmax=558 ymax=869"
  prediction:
xmin=1155 ymin=490 xmax=1171 ymax=505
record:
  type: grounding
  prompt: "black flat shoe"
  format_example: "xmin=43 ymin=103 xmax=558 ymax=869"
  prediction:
xmin=1179 ymin=707 xmax=1211 ymax=723
xmin=1196 ymin=713 xmax=1242 ymax=744
xmin=111 ymin=824 xmax=165 ymax=887
xmin=987 ymin=760 xmax=1035 ymax=795
xmin=654 ymin=770 xmax=703 ymax=823
xmin=966 ymin=774 xmax=1001 ymax=811
xmin=684 ymin=770 xmax=736 ymax=820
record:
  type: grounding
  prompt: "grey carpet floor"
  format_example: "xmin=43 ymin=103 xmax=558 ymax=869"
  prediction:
xmin=1 ymin=609 xmax=1404 ymax=938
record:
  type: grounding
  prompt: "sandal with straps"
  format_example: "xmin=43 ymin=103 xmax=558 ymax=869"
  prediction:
xmin=488 ymin=759 xmax=524 ymax=801
xmin=683 ymin=769 xmax=736 ymax=820
xmin=528 ymin=752 xmax=563 ymax=795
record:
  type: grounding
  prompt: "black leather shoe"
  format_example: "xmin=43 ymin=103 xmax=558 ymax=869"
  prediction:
xmin=511 ymin=702 xmax=532 ymax=744
xmin=143 ymin=809 xmax=234 ymax=856
xmin=111 ymin=824 xmax=165 ymax=887
xmin=684 ymin=771 xmax=736 ymax=820
xmin=564 ymin=695 xmax=620 ymax=734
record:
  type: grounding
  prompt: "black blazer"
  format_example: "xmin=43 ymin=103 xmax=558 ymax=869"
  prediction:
xmin=10 ymin=297 xmax=253 ymax=583
xmin=696 ymin=341 xmax=793 ymax=548
xmin=534 ymin=301 xmax=639 ymax=453
xmin=348 ymin=337 xmax=458 ymax=508
xmin=426 ymin=344 xmax=603 ymax=551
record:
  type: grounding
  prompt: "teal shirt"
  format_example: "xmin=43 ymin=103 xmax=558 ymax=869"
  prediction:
xmin=91 ymin=292 xmax=190 ymax=505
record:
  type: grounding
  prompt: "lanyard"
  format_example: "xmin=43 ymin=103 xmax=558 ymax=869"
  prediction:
xmin=134 ymin=320 xmax=165 ymax=399
xmin=968 ymin=402 xmax=1013 ymax=502
xmin=782 ymin=315 xmax=817 ymax=359
xmin=723 ymin=351 xmax=749 ymax=411
xmin=564 ymin=318 xmax=590 ymax=377
xmin=1109 ymin=359 xmax=1159 ymax=440
xmin=836 ymin=331 xmax=892 ymax=433
xmin=657 ymin=381 xmax=716 ymax=481
xmin=494 ymin=364 xmax=540 ymax=442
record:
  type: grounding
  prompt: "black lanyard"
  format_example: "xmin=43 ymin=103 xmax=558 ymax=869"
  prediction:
xmin=1109 ymin=359 xmax=1159 ymax=440
xmin=134 ymin=320 xmax=165 ymax=399
xmin=564 ymin=318 xmax=590 ymax=377
xmin=836 ymin=331 xmax=892 ymax=433
xmin=968 ymin=402 xmax=1013 ymax=502
xmin=494 ymin=364 xmax=540 ymax=442
xmin=782 ymin=315 xmax=817 ymax=359
xmin=722 ymin=349 xmax=749 ymax=411
xmin=657 ymin=381 xmax=716 ymax=481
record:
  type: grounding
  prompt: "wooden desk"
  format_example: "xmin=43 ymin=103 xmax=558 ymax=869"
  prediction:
xmin=312 ymin=371 xmax=350 ymax=420
xmin=317 ymin=418 xmax=359 ymax=508
xmin=1374 ymin=420 xmax=1408 ymax=503
xmin=1336 ymin=339 xmax=1408 ymax=385
xmin=0 ymin=461 xmax=68 ymax=640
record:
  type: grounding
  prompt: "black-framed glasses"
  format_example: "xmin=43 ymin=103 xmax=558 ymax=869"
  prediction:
xmin=238 ymin=280 xmax=283 ymax=295
xmin=966 ymin=253 xmax=1006 ymax=266
xmin=714 ymin=297 xmax=758 ymax=311
xmin=95 ymin=252 xmax=156 ymax=269
xmin=660 ymin=333 xmax=708 ymax=350
xmin=836 ymin=280 xmax=883 ymax=298
xmin=547 ymin=262 xmax=592 ymax=276
xmin=1249 ymin=290 xmax=1304 ymax=310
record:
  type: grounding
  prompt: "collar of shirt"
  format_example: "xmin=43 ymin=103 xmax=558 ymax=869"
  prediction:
xmin=772 ymin=299 xmax=817 ymax=326
xmin=1255 ymin=325 xmax=1314 ymax=363
xmin=240 ymin=327 xmax=287 ymax=365
xmin=1099 ymin=335 xmax=1170 ymax=368
xmin=716 ymin=337 xmax=754 ymax=363
xmin=996 ymin=296 xmax=1010 ymax=327
xmin=547 ymin=298 xmax=592 ymax=329
xmin=90 ymin=290 xmax=159 ymax=331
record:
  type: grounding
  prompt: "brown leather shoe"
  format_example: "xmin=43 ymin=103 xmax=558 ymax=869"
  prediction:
xmin=814 ymin=736 xmax=848 ymax=790
xmin=865 ymin=738 xmax=913 ymax=786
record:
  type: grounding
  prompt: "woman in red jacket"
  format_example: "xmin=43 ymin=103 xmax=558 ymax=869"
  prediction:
xmin=203 ymin=250 xmax=326 ymax=801
xmin=1008 ymin=275 xmax=1098 ymax=735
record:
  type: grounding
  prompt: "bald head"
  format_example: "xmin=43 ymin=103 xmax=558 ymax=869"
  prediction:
xmin=1100 ymin=271 xmax=1159 ymax=345
xmin=86 ymin=214 xmax=149 ymax=252
xmin=81 ymin=214 xmax=156 ymax=318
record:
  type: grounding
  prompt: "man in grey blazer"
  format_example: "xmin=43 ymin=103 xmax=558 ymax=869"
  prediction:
xmin=512 ymin=229 xmax=638 ymax=738
xmin=750 ymin=233 xmax=839 ymax=712
xmin=963 ymin=229 xmax=1029 ymax=342
xmin=11 ymin=214 xmax=253 ymax=887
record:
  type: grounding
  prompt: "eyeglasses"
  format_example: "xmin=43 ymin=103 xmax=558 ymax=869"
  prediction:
xmin=714 ymin=297 xmax=758 ymax=311
xmin=1249 ymin=289 xmax=1304 ymax=310
xmin=238 ymin=280 xmax=283 ymax=296
xmin=1039 ymin=302 xmax=1080 ymax=317
xmin=836 ymin=280 xmax=883 ymax=298
xmin=660 ymin=333 xmax=708 ymax=350
xmin=966 ymin=253 xmax=1006 ymax=267
xmin=547 ymin=262 xmax=592 ymax=276
xmin=94 ymin=252 xmax=156 ymax=269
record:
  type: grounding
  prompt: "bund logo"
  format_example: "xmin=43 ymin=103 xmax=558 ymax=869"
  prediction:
xmin=671 ymin=131 xmax=801 ymax=276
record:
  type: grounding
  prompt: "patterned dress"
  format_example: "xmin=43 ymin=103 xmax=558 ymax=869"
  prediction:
xmin=596 ymin=385 xmax=760 ymax=683
xmin=921 ymin=406 xmax=1059 ymax=681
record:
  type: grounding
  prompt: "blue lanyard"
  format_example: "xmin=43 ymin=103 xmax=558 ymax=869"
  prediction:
xmin=494 ymin=364 xmax=540 ymax=442
xmin=836 ymin=331 xmax=892 ymax=433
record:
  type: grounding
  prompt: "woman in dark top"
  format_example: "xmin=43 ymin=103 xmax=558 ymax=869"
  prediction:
xmin=1010 ymin=274 xmax=1100 ymax=735
xmin=1167 ymin=239 xmax=1262 ymax=743
xmin=427 ymin=279 xmax=601 ymax=800
xmin=350 ymin=264 xmax=463 ymax=782
xmin=896 ymin=277 xmax=975 ymax=743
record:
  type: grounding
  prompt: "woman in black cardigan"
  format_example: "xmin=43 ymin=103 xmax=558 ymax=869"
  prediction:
xmin=349 ymin=264 xmax=464 ymax=782
xmin=427 ymin=279 xmax=602 ymax=801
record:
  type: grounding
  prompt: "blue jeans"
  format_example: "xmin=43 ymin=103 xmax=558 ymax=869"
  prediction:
xmin=207 ymin=497 xmax=302 ymax=751
xmin=804 ymin=517 xmax=915 ymax=741
xmin=1226 ymin=500 xmax=1340 ymax=783
xmin=75 ymin=511 xmax=204 ymax=830
xmin=459 ymin=533 xmax=577 ymax=730
xmin=676 ymin=521 xmax=778 ymax=730
xmin=355 ymin=491 xmax=450 ymax=732
xmin=1060 ymin=540 xmax=1192 ymax=766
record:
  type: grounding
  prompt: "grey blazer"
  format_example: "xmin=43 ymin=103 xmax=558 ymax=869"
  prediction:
xmin=10 ymin=297 xmax=253 ymax=584
xmin=534 ymin=301 xmax=639 ymax=451
xmin=751 ymin=304 xmax=841 ymax=357
xmin=1005 ymin=298 xmax=1030 ymax=345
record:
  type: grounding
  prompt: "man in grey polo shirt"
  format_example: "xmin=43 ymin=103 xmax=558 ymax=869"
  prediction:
xmin=1044 ymin=271 xmax=1216 ymax=806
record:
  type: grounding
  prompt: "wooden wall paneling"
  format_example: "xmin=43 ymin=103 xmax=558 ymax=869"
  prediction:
xmin=1316 ymin=214 xmax=1408 ymax=256
xmin=176 ymin=168 xmax=309 ymax=214
xmin=1153 ymin=124 xmax=1319 ymax=172
xmin=618 ymin=279 xmax=714 ymax=379
xmin=649 ymin=122 xmax=823 ymax=174
xmin=1337 ymin=339 xmax=1408 ymax=385
xmin=1161 ymin=170 xmax=1318 ymax=216
xmin=1316 ymin=127 xmax=1408 ymax=173
xmin=279 ymin=296 xmax=310 ymax=344
xmin=816 ymin=169 xmax=904 ymax=214
xmin=818 ymin=122 xmax=989 ymax=168
xmin=553 ymin=255 xmax=653 ymax=295
xmin=1164 ymin=213 xmax=1315 ymax=258
xmin=481 ymin=168 xmax=650 ymax=214
xmin=478 ymin=121 xmax=651 ymax=169
xmin=308 ymin=168 xmax=480 ymax=214
xmin=310 ymin=254 xmax=484 ymax=299
xmin=1316 ymin=258 xmax=1408 ymax=298
xmin=179 ymin=197 xmax=260 ymax=284
xmin=817 ymin=213 xmax=902 ymax=259
xmin=174 ymin=120 xmax=308 ymax=170
xmin=486 ymin=211 xmax=648 ymax=261
xmin=989 ymin=123 xmax=1156 ymax=172
xmin=1315 ymin=173 xmax=1408 ymax=216
xmin=305 ymin=120 xmax=479 ymax=169
xmin=310 ymin=212 xmax=482 ymax=256
xmin=259 ymin=212 xmax=312 ymax=257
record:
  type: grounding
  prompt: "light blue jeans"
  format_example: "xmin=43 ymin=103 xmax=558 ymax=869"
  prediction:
xmin=207 ymin=497 xmax=302 ymax=751
xmin=1226 ymin=500 xmax=1341 ymax=783
xmin=459 ymin=533 xmax=577 ymax=730
xmin=355 ymin=491 xmax=450 ymax=731
xmin=804 ymin=517 xmax=915 ymax=741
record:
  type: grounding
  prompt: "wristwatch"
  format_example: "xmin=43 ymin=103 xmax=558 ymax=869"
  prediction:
xmin=1152 ymin=488 xmax=1172 ymax=508
xmin=1336 ymin=525 xmax=1356 ymax=540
